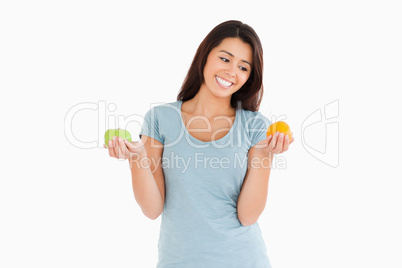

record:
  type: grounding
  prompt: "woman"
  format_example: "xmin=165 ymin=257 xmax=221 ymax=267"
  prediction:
xmin=106 ymin=20 xmax=294 ymax=268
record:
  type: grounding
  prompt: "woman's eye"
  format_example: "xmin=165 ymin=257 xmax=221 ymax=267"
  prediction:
xmin=220 ymin=57 xmax=229 ymax=62
xmin=239 ymin=66 xmax=248 ymax=72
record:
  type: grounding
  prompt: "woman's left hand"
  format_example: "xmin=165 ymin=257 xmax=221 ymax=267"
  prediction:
xmin=254 ymin=131 xmax=295 ymax=156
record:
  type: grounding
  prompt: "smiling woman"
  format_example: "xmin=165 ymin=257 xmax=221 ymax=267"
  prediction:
xmin=106 ymin=20 xmax=294 ymax=268
xmin=201 ymin=38 xmax=253 ymax=99
xmin=177 ymin=20 xmax=264 ymax=111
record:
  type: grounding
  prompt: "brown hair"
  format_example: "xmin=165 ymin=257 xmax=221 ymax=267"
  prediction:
xmin=177 ymin=20 xmax=264 ymax=111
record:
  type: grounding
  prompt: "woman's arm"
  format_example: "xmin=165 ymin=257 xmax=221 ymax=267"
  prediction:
xmin=237 ymin=132 xmax=292 ymax=226
xmin=128 ymin=136 xmax=165 ymax=220
xmin=236 ymin=146 xmax=272 ymax=226
xmin=110 ymin=135 xmax=165 ymax=220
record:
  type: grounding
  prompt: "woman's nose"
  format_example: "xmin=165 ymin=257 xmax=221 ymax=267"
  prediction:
xmin=225 ymin=69 xmax=236 ymax=78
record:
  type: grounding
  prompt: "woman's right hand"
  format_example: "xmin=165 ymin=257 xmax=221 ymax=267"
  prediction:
xmin=104 ymin=136 xmax=146 ymax=160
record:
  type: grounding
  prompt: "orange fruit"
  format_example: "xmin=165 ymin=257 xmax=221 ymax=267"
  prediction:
xmin=267 ymin=121 xmax=292 ymax=140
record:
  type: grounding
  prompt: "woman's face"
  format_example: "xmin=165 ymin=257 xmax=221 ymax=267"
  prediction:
xmin=202 ymin=37 xmax=253 ymax=100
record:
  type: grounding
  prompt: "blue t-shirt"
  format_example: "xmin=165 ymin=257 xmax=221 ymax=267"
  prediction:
xmin=140 ymin=101 xmax=272 ymax=268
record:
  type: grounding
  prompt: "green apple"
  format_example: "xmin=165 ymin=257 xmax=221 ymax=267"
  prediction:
xmin=104 ymin=128 xmax=132 ymax=147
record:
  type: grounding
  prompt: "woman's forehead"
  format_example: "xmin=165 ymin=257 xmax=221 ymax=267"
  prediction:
xmin=212 ymin=38 xmax=253 ymax=63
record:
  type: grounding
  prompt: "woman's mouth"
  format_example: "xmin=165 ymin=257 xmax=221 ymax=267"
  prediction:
xmin=215 ymin=76 xmax=234 ymax=89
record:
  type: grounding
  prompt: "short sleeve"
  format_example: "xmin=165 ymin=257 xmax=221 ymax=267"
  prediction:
xmin=247 ymin=111 xmax=271 ymax=148
xmin=139 ymin=107 xmax=165 ymax=144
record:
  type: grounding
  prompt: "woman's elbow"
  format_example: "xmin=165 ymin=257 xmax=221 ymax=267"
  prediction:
xmin=143 ymin=208 xmax=163 ymax=220
xmin=238 ymin=214 xmax=258 ymax=227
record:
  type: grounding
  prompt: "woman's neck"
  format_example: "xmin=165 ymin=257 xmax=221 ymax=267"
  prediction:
xmin=182 ymin=86 xmax=235 ymax=117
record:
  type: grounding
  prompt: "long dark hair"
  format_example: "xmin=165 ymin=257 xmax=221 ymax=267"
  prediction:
xmin=177 ymin=20 xmax=264 ymax=111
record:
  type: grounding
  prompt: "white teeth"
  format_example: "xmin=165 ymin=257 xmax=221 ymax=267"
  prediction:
xmin=216 ymin=76 xmax=233 ymax=87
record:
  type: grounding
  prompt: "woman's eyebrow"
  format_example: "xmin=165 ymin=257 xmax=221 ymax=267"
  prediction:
xmin=219 ymin=50 xmax=252 ymax=66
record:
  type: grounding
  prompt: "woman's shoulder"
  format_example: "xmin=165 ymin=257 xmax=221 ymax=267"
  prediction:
xmin=238 ymin=109 xmax=271 ymax=147
xmin=239 ymin=109 xmax=271 ymax=127
xmin=148 ymin=100 xmax=181 ymax=110
xmin=145 ymin=101 xmax=182 ymax=117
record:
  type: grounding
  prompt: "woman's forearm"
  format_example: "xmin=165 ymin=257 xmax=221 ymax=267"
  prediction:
xmin=129 ymin=153 xmax=164 ymax=220
xmin=237 ymin=154 xmax=272 ymax=226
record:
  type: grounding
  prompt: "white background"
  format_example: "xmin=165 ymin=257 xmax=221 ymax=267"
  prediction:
xmin=1 ymin=0 xmax=401 ymax=267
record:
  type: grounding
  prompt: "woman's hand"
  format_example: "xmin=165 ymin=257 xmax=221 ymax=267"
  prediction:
xmin=104 ymin=136 xmax=146 ymax=160
xmin=254 ymin=131 xmax=295 ymax=157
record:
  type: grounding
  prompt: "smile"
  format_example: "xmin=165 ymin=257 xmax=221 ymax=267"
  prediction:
xmin=215 ymin=76 xmax=234 ymax=88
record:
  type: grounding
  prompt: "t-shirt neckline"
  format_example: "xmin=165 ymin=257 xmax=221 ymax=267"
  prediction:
xmin=177 ymin=100 xmax=239 ymax=144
